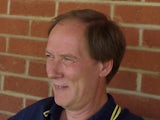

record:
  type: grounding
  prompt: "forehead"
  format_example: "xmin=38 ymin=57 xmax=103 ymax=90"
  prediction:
xmin=51 ymin=19 xmax=86 ymax=36
xmin=47 ymin=19 xmax=89 ymax=56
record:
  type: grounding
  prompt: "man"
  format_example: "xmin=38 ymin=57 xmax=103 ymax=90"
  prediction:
xmin=9 ymin=9 xmax=143 ymax=120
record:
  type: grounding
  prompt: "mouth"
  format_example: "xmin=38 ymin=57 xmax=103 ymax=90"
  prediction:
xmin=55 ymin=85 xmax=68 ymax=89
xmin=51 ymin=80 xmax=69 ymax=92
xmin=53 ymin=82 xmax=69 ymax=91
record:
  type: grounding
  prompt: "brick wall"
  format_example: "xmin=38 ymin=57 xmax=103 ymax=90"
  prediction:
xmin=0 ymin=0 xmax=159 ymax=120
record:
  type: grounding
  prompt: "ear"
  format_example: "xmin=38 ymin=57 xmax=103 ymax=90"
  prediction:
xmin=99 ymin=60 xmax=113 ymax=77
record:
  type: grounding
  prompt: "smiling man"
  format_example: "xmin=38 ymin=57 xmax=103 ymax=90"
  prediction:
xmin=9 ymin=9 xmax=143 ymax=120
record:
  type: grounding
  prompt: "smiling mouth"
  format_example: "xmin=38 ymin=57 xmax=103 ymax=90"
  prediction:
xmin=54 ymin=85 xmax=68 ymax=89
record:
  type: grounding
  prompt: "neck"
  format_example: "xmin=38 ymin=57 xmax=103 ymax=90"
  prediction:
xmin=60 ymin=83 xmax=108 ymax=120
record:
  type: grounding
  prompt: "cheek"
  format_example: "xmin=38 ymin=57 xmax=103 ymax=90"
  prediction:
xmin=65 ymin=63 xmax=99 ymax=88
xmin=46 ymin=61 xmax=52 ymax=77
xmin=46 ymin=62 xmax=50 ymax=75
xmin=64 ymin=63 xmax=88 ymax=79
xmin=78 ymin=63 xmax=100 ymax=80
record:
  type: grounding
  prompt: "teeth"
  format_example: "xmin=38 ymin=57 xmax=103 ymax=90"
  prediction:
xmin=57 ymin=85 xmax=63 ymax=88
xmin=55 ymin=85 xmax=61 ymax=88
xmin=55 ymin=85 xmax=67 ymax=89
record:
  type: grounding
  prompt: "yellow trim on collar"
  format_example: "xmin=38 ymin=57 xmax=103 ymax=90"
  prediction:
xmin=43 ymin=105 xmax=121 ymax=119
xmin=43 ymin=110 xmax=50 ymax=117
xmin=110 ymin=105 xmax=121 ymax=120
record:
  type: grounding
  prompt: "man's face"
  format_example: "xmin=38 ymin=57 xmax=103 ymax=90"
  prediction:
xmin=46 ymin=19 xmax=103 ymax=110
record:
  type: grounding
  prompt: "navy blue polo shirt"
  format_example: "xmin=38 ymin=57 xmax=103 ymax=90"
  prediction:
xmin=8 ymin=94 xmax=143 ymax=120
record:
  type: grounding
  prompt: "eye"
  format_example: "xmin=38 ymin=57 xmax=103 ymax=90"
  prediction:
xmin=63 ymin=56 xmax=74 ymax=62
xmin=45 ymin=52 xmax=55 ymax=61
xmin=45 ymin=53 xmax=50 ymax=58
xmin=45 ymin=53 xmax=51 ymax=58
xmin=62 ymin=55 xmax=77 ymax=66
xmin=64 ymin=56 xmax=73 ymax=61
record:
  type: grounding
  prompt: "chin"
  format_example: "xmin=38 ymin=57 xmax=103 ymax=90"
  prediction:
xmin=54 ymin=94 xmax=68 ymax=106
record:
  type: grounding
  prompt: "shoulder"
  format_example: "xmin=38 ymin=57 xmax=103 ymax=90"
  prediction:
xmin=118 ymin=108 xmax=144 ymax=120
xmin=8 ymin=97 xmax=54 ymax=120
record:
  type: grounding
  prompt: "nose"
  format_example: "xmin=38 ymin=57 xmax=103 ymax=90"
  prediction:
xmin=46 ymin=59 xmax=64 ymax=79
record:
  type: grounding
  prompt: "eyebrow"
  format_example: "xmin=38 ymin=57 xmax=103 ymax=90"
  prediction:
xmin=45 ymin=50 xmax=78 ymax=60
xmin=45 ymin=50 xmax=52 ymax=55
xmin=45 ymin=50 xmax=49 ymax=54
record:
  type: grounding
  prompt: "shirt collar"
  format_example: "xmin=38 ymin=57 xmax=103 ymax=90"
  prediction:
xmin=88 ymin=94 xmax=116 ymax=120
xmin=48 ymin=94 xmax=116 ymax=120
